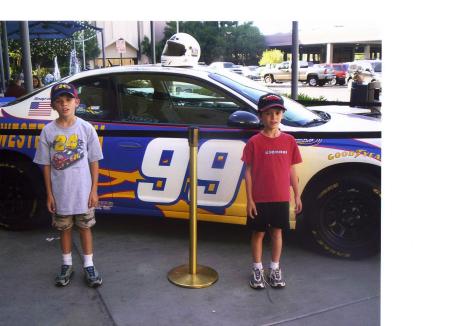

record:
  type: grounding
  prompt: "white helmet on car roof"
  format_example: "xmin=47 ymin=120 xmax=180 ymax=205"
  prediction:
xmin=161 ymin=33 xmax=201 ymax=67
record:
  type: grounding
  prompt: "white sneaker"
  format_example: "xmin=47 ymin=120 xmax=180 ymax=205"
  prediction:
xmin=268 ymin=268 xmax=286 ymax=288
xmin=249 ymin=268 xmax=265 ymax=289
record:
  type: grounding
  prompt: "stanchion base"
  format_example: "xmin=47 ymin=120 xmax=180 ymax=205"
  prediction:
xmin=167 ymin=264 xmax=218 ymax=288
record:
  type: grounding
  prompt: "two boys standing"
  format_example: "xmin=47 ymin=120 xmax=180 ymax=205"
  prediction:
xmin=34 ymin=83 xmax=302 ymax=291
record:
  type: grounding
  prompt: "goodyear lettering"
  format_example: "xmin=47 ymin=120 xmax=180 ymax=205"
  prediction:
xmin=328 ymin=149 xmax=381 ymax=161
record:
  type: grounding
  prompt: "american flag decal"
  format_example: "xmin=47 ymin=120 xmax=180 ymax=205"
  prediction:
xmin=29 ymin=101 xmax=52 ymax=116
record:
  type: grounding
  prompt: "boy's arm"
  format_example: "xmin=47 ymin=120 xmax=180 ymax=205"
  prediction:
xmin=290 ymin=165 xmax=302 ymax=214
xmin=43 ymin=165 xmax=56 ymax=213
xmin=244 ymin=164 xmax=257 ymax=218
xmin=88 ymin=161 xmax=99 ymax=208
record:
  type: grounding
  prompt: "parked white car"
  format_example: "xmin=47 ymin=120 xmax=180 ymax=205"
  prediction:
xmin=209 ymin=62 xmax=243 ymax=75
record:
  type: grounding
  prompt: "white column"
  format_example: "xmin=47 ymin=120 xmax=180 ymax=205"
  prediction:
xmin=364 ymin=45 xmax=371 ymax=59
xmin=326 ymin=43 xmax=333 ymax=63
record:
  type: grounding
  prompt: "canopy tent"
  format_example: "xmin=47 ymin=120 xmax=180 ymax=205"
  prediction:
xmin=0 ymin=21 xmax=106 ymax=94
xmin=5 ymin=21 xmax=101 ymax=40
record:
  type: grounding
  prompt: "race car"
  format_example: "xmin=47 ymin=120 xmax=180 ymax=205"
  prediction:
xmin=0 ymin=64 xmax=381 ymax=259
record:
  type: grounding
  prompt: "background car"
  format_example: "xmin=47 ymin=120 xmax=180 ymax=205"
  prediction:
xmin=208 ymin=61 xmax=243 ymax=75
xmin=262 ymin=61 xmax=335 ymax=86
xmin=346 ymin=60 xmax=382 ymax=85
xmin=329 ymin=63 xmax=349 ymax=85
xmin=239 ymin=65 xmax=261 ymax=81
xmin=0 ymin=65 xmax=380 ymax=259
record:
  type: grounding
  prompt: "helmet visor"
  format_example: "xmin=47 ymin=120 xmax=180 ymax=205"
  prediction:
xmin=162 ymin=41 xmax=186 ymax=56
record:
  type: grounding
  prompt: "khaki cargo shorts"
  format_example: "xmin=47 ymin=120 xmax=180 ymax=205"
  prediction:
xmin=52 ymin=208 xmax=96 ymax=231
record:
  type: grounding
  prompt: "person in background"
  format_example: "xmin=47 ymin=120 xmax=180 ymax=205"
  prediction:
xmin=5 ymin=74 xmax=26 ymax=98
xmin=33 ymin=75 xmax=43 ymax=89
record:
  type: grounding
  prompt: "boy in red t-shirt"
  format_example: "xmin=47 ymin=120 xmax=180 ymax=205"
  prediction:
xmin=241 ymin=93 xmax=302 ymax=289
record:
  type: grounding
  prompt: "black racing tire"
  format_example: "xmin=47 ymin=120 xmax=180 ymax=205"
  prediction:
xmin=308 ymin=76 xmax=318 ymax=87
xmin=300 ymin=172 xmax=381 ymax=259
xmin=264 ymin=74 xmax=274 ymax=84
xmin=0 ymin=159 xmax=47 ymax=230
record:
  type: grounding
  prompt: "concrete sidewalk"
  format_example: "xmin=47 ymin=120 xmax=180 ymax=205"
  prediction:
xmin=0 ymin=214 xmax=380 ymax=326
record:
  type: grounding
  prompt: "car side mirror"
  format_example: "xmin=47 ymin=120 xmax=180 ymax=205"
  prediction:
xmin=227 ymin=110 xmax=261 ymax=128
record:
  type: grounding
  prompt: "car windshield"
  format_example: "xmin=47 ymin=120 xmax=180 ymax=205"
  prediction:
xmin=209 ymin=71 xmax=323 ymax=127
xmin=223 ymin=62 xmax=234 ymax=68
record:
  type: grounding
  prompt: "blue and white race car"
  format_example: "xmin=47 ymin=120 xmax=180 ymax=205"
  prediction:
xmin=0 ymin=65 xmax=381 ymax=258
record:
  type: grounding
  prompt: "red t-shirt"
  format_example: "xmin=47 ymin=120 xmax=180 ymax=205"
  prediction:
xmin=241 ymin=132 xmax=302 ymax=203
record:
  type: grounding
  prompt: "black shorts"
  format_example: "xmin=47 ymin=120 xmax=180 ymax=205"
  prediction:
xmin=246 ymin=202 xmax=290 ymax=232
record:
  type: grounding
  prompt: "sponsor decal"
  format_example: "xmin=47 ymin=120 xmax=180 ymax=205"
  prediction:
xmin=29 ymin=101 xmax=52 ymax=116
xmin=328 ymin=149 xmax=381 ymax=161
xmin=0 ymin=122 xmax=106 ymax=149
xmin=296 ymin=138 xmax=322 ymax=146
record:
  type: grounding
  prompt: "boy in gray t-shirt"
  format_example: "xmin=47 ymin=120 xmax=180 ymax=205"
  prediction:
xmin=34 ymin=82 xmax=104 ymax=287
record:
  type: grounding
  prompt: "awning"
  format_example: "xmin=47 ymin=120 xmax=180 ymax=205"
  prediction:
xmin=6 ymin=21 xmax=102 ymax=39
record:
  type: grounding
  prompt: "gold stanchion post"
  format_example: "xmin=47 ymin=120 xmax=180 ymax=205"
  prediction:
xmin=167 ymin=127 xmax=218 ymax=288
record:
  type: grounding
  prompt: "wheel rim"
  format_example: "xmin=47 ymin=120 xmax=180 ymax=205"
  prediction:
xmin=0 ymin=167 xmax=37 ymax=223
xmin=318 ymin=184 xmax=380 ymax=248
xmin=264 ymin=76 xmax=272 ymax=83
xmin=309 ymin=78 xmax=317 ymax=86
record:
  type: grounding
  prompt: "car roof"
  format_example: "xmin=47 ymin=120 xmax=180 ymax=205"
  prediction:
xmin=66 ymin=64 xmax=212 ymax=81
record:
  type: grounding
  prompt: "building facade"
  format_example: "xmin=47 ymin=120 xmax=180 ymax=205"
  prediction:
xmin=92 ymin=21 xmax=166 ymax=68
xmin=264 ymin=24 xmax=381 ymax=64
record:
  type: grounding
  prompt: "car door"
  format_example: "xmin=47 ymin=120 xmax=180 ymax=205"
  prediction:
xmin=277 ymin=62 xmax=291 ymax=81
xmin=101 ymin=72 xmax=251 ymax=222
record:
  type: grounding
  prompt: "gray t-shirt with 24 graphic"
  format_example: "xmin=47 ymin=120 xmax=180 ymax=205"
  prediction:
xmin=34 ymin=117 xmax=103 ymax=215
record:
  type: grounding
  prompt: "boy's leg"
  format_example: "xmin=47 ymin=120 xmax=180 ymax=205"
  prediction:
xmin=251 ymin=231 xmax=265 ymax=264
xmin=76 ymin=210 xmax=102 ymax=287
xmin=249 ymin=231 xmax=266 ymax=289
xmin=268 ymin=227 xmax=286 ymax=288
xmin=269 ymin=228 xmax=283 ymax=264
xmin=78 ymin=227 xmax=102 ymax=287
xmin=60 ymin=228 xmax=73 ymax=254
xmin=78 ymin=227 xmax=93 ymax=256
xmin=54 ymin=221 xmax=74 ymax=287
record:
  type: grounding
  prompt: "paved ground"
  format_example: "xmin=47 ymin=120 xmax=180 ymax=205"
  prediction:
xmin=0 ymin=214 xmax=380 ymax=326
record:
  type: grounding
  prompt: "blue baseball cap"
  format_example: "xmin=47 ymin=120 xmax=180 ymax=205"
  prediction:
xmin=50 ymin=83 xmax=78 ymax=102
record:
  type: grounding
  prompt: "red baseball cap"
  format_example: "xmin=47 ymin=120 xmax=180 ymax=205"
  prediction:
xmin=257 ymin=93 xmax=286 ymax=112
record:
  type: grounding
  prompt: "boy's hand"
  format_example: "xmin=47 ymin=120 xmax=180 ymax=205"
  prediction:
xmin=294 ymin=195 xmax=302 ymax=214
xmin=247 ymin=200 xmax=258 ymax=219
xmin=88 ymin=191 xmax=99 ymax=208
xmin=47 ymin=194 xmax=56 ymax=213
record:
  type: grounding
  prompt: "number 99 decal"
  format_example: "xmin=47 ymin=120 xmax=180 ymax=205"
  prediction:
xmin=138 ymin=138 xmax=245 ymax=207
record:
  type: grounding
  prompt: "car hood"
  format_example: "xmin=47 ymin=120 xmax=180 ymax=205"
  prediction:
xmin=281 ymin=105 xmax=381 ymax=133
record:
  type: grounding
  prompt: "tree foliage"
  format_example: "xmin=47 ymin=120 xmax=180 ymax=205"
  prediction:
xmin=258 ymin=49 xmax=284 ymax=66
xmin=153 ymin=21 xmax=266 ymax=65
xmin=6 ymin=21 xmax=100 ymax=77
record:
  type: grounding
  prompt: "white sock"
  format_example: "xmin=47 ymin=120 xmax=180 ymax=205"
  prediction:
xmin=253 ymin=262 xmax=263 ymax=270
xmin=62 ymin=253 xmax=72 ymax=266
xmin=270 ymin=261 xmax=279 ymax=270
xmin=83 ymin=254 xmax=94 ymax=268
